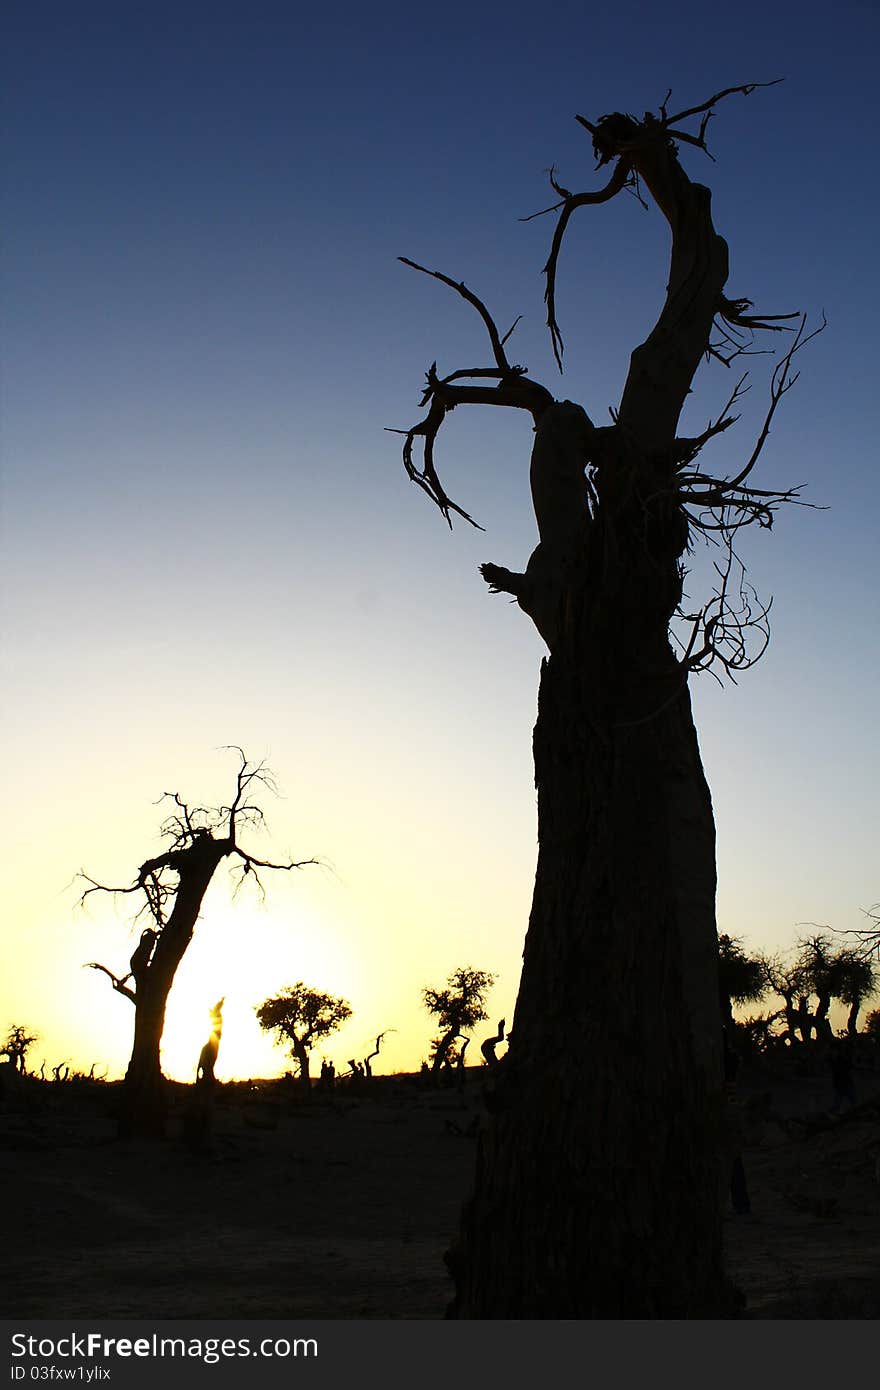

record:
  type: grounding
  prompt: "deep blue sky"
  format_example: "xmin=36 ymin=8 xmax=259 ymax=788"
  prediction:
xmin=2 ymin=0 xmax=878 ymax=1076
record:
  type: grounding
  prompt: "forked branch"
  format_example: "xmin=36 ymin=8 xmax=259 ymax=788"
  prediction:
xmin=524 ymin=160 xmax=633 ymax=369
xmin=390 ymin=260 xmax=553 ymax=526
xmin=83 ymin=962 xmax=137 ymax=1005
xmin=398 ymin=259 xmax=526 ymax=376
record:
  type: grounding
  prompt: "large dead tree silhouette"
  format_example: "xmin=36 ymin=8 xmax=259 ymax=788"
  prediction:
xmin=395 ymin=84 xmax=821 ymax=1316
xmin=82 ymin=748 xmax=317 ymax=1138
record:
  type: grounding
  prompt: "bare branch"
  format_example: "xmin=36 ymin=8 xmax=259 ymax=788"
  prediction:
xmin=500 ymin=315 xmax=522 ymax=348
xmin=535 ymin=159 xmax=632 ymax=369
xmin=664 ymin=80 xmax=784 ymax=134
xmin=229 ymin=848 xmax=321 ymax=902
xmin=84 ymin=962 xmax=137 ymax=1005
xmin=78 ymin=873 xmax=143 ymax=909
xmin=677 ymin=539 xmax=772 ymax=680
xmin=221 ymin=746 xmax=277 ymax=839
xmin=707 ymin=296 xmax=801 ymax=367
xmin=672 ymin=374 xmax=750 ymax=468
xmin=840 ymin=904 xmax=880 ymax=960
xmin=681 ymin=314 xmax=826 ymax=508
xmin=399 ymin=258 xmax=523 ymax=376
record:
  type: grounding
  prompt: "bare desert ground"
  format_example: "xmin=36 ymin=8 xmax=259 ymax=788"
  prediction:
xmin=3 ymin=1057 xmax=879 ymax=1319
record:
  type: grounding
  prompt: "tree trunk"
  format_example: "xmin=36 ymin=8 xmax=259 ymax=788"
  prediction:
xmin=292 ymin=1041 xmax=311 ymax=1090
xmin=119 ymin=984 xmax=170 ymax=1138
xmin=119 ymin=839 xmax=228 ymax=1138
xmin=780 ymin=990 xmax=799 ymax=1045
xmin=449 ymin=586 xmax=730 ymax=1315
xmin=814 ymin=991 xmax=834 ymax=1042
xmin=796 ymin=997 xmax=813 ymax=1045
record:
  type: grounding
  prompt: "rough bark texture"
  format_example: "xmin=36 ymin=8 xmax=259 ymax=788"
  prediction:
xmin=450 ymin=648 xmax=728 ymax=1314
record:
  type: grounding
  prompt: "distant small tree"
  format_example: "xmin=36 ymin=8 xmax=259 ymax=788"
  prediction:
xmin=423 ymin=967 xmax=494 ymax=1075
xmin=256 ymin=984 xmax=352 ymax=1088
xmin=835 ymin=953 xmax=877 ymax=1036
xmin=82 ymin=748 xmax=318 ymax=1137
xmin=717 ymin=935 xmax=766 ymax=1033
xmin=794 ymin=933 xmax=840 ymax=1039
xmin=735 ymin=1011 xmax=785 ymax=1056
xmin=793 ymin=932 xmax=876 ymax=1040
xmin=864 ymin=1008 xmax=880 ymax=1041
xmin=760 ymin=932 xmax=878 ymax=1044
xmin=761 ymin=954 xmax=809 ymax=1045
xmin=2 ymin=1024 xmax=38 ymax=1074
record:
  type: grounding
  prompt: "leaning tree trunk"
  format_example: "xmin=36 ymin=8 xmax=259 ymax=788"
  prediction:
xmin=120 ymin=838 xmax=229 ymax=1138
xmin=814 ymin=990 xmax=834 ymax=1043
xmin=448 ymin=117 xmax=739 ymax=1316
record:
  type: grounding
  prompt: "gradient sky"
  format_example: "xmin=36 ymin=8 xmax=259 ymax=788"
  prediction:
xmin=2 ymin=0 xmax=878 ymax=1081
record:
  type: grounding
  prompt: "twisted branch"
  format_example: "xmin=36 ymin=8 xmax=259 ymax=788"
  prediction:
xmin=524 ymin=160 xmax=632 ymax=370
xmin=389 ymin=259 xmax=553 ymax=526
xmin=677 ymin=540 xmax=771 ymax=681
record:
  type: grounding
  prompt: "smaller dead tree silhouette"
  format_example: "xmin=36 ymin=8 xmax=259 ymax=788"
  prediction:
xmin=363 ymin=1029 xmax=394 ymax=1079
xmin=256 ymin=984 xmax=352 ymax=1090
xmin=82 ymin=748 xmax=318 ymax=1138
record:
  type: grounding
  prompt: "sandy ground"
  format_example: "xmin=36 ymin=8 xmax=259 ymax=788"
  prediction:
xmin=721 ymin=1060 xmax=880 ymax=1317
xmin=3 ymin=1061 xmax=879 ymax=1319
